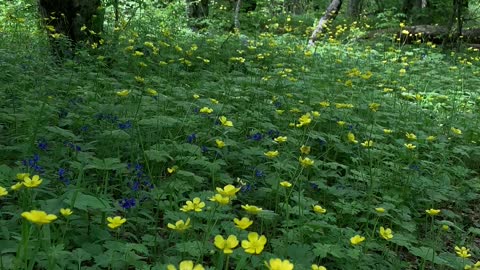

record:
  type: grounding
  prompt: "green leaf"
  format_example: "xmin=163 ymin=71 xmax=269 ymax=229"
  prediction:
xmin=138 ymin=116 xmax=180 ymax=127
xmin=144 ymin=149 xmax=172 ymax=162
xmin=65 ymin=192 xmax=112 ymax=211
xmin=84 ymin=157 xmax=124 ymax=171
xmin=175 ymin=241 xmax=204 ymax=257
xmin=71 ymin=248 xmax=92 ymax=263
xmin=45 ymin=126 xmax=78 ymax=139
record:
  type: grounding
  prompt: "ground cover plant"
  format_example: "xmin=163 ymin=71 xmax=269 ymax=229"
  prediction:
xmin=1 ymin=1 xmax=480 ymax=269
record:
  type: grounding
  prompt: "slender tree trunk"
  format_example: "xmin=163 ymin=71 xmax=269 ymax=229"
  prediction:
xmin=234 ymin=0 xmax=242 ymax=30
xmin=308 ymin=0 xmax=343 ymax=47
xmin=347 ymin=0 xmax=362 ymax=18
xmin=186 ymin=0 xmax=209 ymax=29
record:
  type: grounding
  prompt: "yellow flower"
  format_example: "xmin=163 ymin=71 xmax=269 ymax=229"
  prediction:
xmin=369 ymin=103 xmax=380 ymax=112
xmin=379 ymin=226 xmax=393 ymax=240
xmin=319 ymin=101 xmax=330 ymax=107
xmin=276 ymin=110 xmax=285 ymax=115
xmin=464 ymin=261 xmax=480 ymax=270
xmin=383 ymin=129 xmax=393 ymax=134
xmin=404 ymin=143 xmax=416 ymax=150
xmin=23 ymin=175 xmax=42 ymax=188
xmin=116 ymin=90 xmax=130 ymax=97
xmin=242 ymin=232 xmax=267 ymax=254
xmin=210 ymin=98 xmax=219 ymax=104
xmin=22 ymin=210 xmax=57 ymax=225
xmin=265 ymin=258 xmax=294 ymax=270
xmin=11 ymin=182 xmax=23 ymax=191
xmin=451 ymin=127 xmax=462 ymax=135
xmin=180 ymin=197 xmax=206 ymax=212
xmin=300 ymin=145 xmax=311 ymax=155
xmin=299 ymin=157 xmax=314 ymax=167
xmin=167 ymin=218 xmax=191 ymax=231
xmin=215 ymin=139 xmax=225 ymax=148
xmin=280 ymin=181 xmax=292 ymax=188
xmin=0 ymin=186 xmax=8 ymax=197
xmin=219 ymin=116 xmax=233 ymax=127
xmin=312 ymin=265 xmax=327 ymax=270
xmin=242 ymin=204 xmax=263 ymax=214
xmin=455 ymin=246 xmax=471 ymax=258
xmin=146 ymin=88 xmax=158 ymax=96
xmin=311 ymin=111 xmax=320 ymax=117
xmin=347 ymin=132 xmax=358 ymax=144
xmin=107 ymin=216 xmax=126 ymax=229
xmin=442 ymin=225 xmax=450 ymax=231
xmin=209 ymin=193 xmax=230 ymax=205
xmin=361 ymin=140 xmax=373 ymax=148
xmin=426 ymin=135 xmax=436 ymax=142
xmin=193 ymin=94 xmax=200 ymax=99
xmin=16 ymin=173 xmax=29 ymax=180
xmin=405 ymin=132 xmax=417 ymax=140
xmin=425 ymin=209 xmax=441 ymax=216
xmin=60 ymin=208 xmax=73 ymax=217
xmin=401 ymin=30 xmax=409 ymax=35
xmin=167 ymin=260 xmax=204 ymax=270
xmin=167 ymin=167 xmax=177 ymax=174
xmin=264 ymin=150 xmax=279 ymax=158
xmin=313 ymin=205 xmax=326 ymax=214
xmin=350 ymin=235 xmax=366 ymax=245
xmin=274 ymin=136 xmax=288 ymax=143
xmin=216 ymin=184 xmax=240 ymax=197
xmin=233 ymin=217 xmax=253 ymax=230
xmin=337 ymin=121 xmax=346 ymax=127
xmin=214 ymin=235 xmax=239 ymax=254
xmin=375 ymin=207 xmax=385 ymax=213
xmin=134 ymin=76 xmax=144 ymax=83
xmin=199 ymin=107 xmax=213 ymax=114
xmin=296 ymin=113 xmax=312 ymax=127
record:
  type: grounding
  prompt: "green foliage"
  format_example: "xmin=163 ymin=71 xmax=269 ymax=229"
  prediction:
xmin=0 ymin=1 xmax=480 ymax=269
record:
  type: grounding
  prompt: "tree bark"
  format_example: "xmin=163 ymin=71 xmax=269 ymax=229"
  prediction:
xmin=233 ymin=0 xmax=242 ymax=30
xmin=347 ymin=0 xmax=362 ymax=18
xmin=308 ymin=0 xmax=343 ymax=47
xmin=186 ymin=0 xmax=209 ymax=29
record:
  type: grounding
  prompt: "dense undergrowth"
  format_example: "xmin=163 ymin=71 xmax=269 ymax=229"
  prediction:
xmin=1 ymin=1 xmax=480 ymax=270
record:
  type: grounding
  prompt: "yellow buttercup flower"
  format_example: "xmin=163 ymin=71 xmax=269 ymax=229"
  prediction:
xmin=11 ymin=182 xmax=23 ymax=191
xmin=180 ymin=197 xmax=206 ymax=212
xmin=209 ymin=193 xmax=230 ymax=205
xmin=264 ymin=151 xmax=279 ymax=158
xmin=426 ymin=135 xmax=436 ymax=142
xmin=241 ymin=232 xmax=267 ymax=254
xmin=167 ymin=166 xmax=177 ymax=174
xmin=425 ymin=208 xmax=441 ymax=216
xmin=193 ymin=94 xmax=200 ymax=99
xmin=299 ymin=157 xmax=314 ymax=167
xmin=199 ymin=107 xmax=213 ymax=114
xmin=214 ymin=235 xmax=239 ymax=254
xmin=215 ymin=139 xmax=225 ymax=148
xmin=300 ymin=145 xmax=311 ymax=155
xmin=337 ymin=121 xmax=346 ymax=127
xmin=375 ymin=207 xmax=385 ymax=213
xmin=361 ymin=140 xmax=373 ymax=148
xmin=405 ymin=132 xmax=417 ymax=140
xmin=23 ymin=175 xmax=42 ymax=188
xmin=455 ymin=246 xmax=471 ymax=258
xmin=107 ymin=216 xmax=126 ymax=229
xmin=241 ymin=204 xmax=263 ymax=214
xmin=313 ymin=205 xmax=326 ymax=214
xmin=404 ymin=143 xmax=416 ymax=150
xmin=60 ymin=208 xmax=73 ymax=217
xmin=280 ymin=181 xmax=292 ymax=188
xmin=319 ymin=101 xmax=330 ymax=107
xmin=347 ymin=132 xmax=358 ymax=144
xmin=0 ymin=186 xmax=8 ymax=197
xmin=233 ymin=217 xmax=253 ymax=230
xmin=451 ymin=127 xmax=462 ymax=135
xmin=167 ymin=218 xmax=191 ymax=231
xmin=265 ymin=258 xmax=294 ymax=270
xmin=22 ymin=210 xmax=57 ymax=225
xmin=369 ymin=103 xmax=380 ymax=112
xmin=383 ymin=129 xmax=393 ymax=134
xmin=464 ymin=261 xmax=480 ymax=270
xmin=379 ymin=226 xmax=393 ymax=240
xmin=216 ymin=184 xmax=240 ymax=197
xmin=16 ymin=173 xmax=29 ymax=180
xmin=219 ymin=116 xmax=233 ymax=127
xmin=167 ymin=260 xmax=204 ymax=270
xmin=312 ymin=265 xmax=327 ymax=270
xmin=116 ymin=90 xmax=130 ymax=97
xmin=274 ymin=136 xmax=288 ymax=143
xmin=350 ymin=235 xmax=366 ymax=245
xmin=296 ymin=113 xmax=312 ymax=127
xmin=210 ymin=98 xmax=219 ymax=104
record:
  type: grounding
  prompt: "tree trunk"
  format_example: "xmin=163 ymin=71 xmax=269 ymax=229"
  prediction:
xmin=308 ymin=0 xmax=343 ymax=47
xmin=347 ymin=0 xmax=362 ymax=18
xmin=186 ymin=0 xmax=209 ymax=29
xmin=233 ymin=0 xmax=242 ymax=30
xmin=38 ymin=0 xmax=103 ymax=57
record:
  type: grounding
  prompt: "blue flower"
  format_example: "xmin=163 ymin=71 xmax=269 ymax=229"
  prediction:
xmin=118 ymin=120 xmax=132 ymax=130
xmin=22 ymin=154 xmax=44 ymax=174
xmin=249 ymin=132 xmax=263 ymax=141
xmin=254 ymin=168 xmax=265 ymax=178
xmin=187 ymin=133 xmax=197 ymax=144
xmin=58 ymin=168 xmax=70 ymax=185
xmin=38 ymin=140 xmax=48 ymax=151
xmin=119 ymin=198 xmax=136 ymax=210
